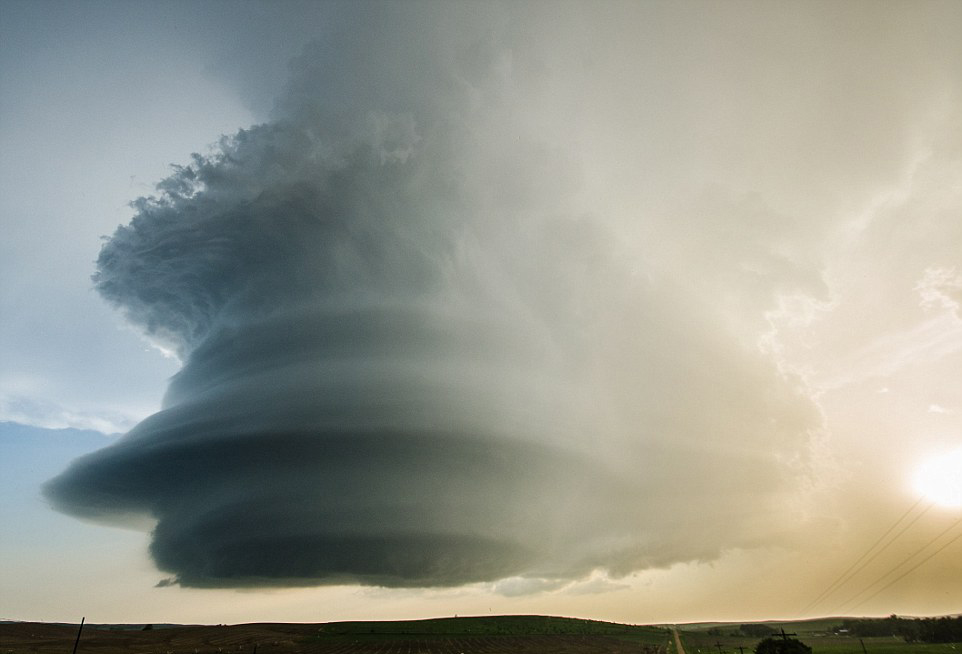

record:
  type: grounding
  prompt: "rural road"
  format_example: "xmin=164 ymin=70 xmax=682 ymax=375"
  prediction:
xmin=672 ymin=627 xmax=687 ymax=654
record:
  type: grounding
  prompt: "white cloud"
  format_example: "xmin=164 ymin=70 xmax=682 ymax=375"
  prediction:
xmin=928 ymin=404 xmax=953 ymax=414
xmin=916 ymin=266 xmax=962 ymax=317
xmin=0 ymin=394 xmax=133 ymax=435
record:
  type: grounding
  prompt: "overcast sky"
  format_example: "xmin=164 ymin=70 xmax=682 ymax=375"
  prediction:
xmin=1 ymin=0 xmax=960 ymax=625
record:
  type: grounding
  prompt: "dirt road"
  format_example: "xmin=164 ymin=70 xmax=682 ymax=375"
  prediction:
xmin=672 ymin=627 xmax=687 ymax=654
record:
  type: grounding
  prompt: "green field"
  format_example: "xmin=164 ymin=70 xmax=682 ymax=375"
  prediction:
xmin=675 ymin=617 xmax=962 ymax=653
xmin=311 ymin=614 xmax=671 ymax=647
xmin=0 ymin=617 xmax=673 ymax=654
xmin=3 ymin=615 xmax=958 ymax=654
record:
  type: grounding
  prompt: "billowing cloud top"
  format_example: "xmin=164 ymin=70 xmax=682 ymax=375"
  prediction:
xmin=44 ymin=2 xmax=843 ymax=589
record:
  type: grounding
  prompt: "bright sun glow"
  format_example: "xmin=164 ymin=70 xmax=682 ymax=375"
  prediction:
xmin=914 ymin=446 xmax=962 ymax=508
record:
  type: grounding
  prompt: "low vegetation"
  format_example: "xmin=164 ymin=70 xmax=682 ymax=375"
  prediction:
xmin=834 ymin=615 xmax=962 ymax=643
xmin=2 ymin=614 xmax=959 ymax=653
xmin=677 ymin=615 xmax=962 ymax=654
xmin=0 ymin=616 xmax=669 ymax=653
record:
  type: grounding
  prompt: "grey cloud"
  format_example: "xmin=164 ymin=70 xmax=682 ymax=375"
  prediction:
xmin=493 ymin=577 xmax=569 ymax=597
xmin=44 ymin=2 xmax=838 ymax=588
xmin=565 ymin=577 xmax=631 ymax=596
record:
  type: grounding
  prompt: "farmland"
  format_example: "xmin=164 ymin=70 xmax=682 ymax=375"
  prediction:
xmin=0 ymin=616 xmax=669 ymax=654
xmin=675 ymin=617 xmax=962 ymax=654
xmin=3 ymin=615 xmax=961 ymax=654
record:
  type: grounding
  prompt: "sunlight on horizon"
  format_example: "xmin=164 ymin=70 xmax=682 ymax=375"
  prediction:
xmin=914 ymin=446 xmax=962 ymax=509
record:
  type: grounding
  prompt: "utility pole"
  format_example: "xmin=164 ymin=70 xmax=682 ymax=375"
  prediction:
xmin=714 ymin=641 xmax=726 ymax=654
xmin=777 ymin=628 xmax=798 ymax=641
xmin=71 ymin=617 xmax=85 ymax=654
xmin=859 ymin=638 xmax=868 ymax=653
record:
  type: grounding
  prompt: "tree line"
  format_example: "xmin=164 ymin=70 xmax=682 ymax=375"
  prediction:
xmin=834 ymin=615 xmax=962 ymax=643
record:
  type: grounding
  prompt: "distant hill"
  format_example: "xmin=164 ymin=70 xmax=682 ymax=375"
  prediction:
xmin=0 ymin=615 xmax=670 ymax=653
xmin=4 ymin=613 xmax=959 ymax=653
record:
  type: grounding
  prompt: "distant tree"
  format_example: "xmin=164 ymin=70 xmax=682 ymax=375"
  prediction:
xmin=740 ymin=624 xmax=776 ymax=637
xmin=918 ymin=616 xmax=962 ymax=643
xmin=754 ymin=636 xmax=812 ymax=654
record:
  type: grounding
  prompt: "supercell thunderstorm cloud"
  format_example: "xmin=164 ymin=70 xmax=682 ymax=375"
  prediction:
xmin=43 ymin=3 xmax=831 ymax=589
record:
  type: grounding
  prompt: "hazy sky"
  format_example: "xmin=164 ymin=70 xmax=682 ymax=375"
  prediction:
xmin=1 ymin=0 xmax=960 ymax=625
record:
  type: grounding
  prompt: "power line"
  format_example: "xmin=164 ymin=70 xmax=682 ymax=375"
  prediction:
xmin=799 ymin=497 xmax=927 ymax=614
xmin=799 ymin=497 xmax=931 ymax=615
xmin=836 ymin=514 xmax=962 ymax=613
xmin=848 ymin=523 xmax=962 ymax=612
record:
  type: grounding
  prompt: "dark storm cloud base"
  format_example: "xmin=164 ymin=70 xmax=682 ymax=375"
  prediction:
xmin=47 ymin=430 xmax=622 ymax=587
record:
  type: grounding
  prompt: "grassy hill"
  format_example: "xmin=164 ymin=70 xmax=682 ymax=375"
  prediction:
xmin=3 ymin=614 xmax=959 ymax=653
xmin=319 ymin=614 xmax=667 ymax=636
xmin=0 ymin=615 xmax=670 ymax=653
